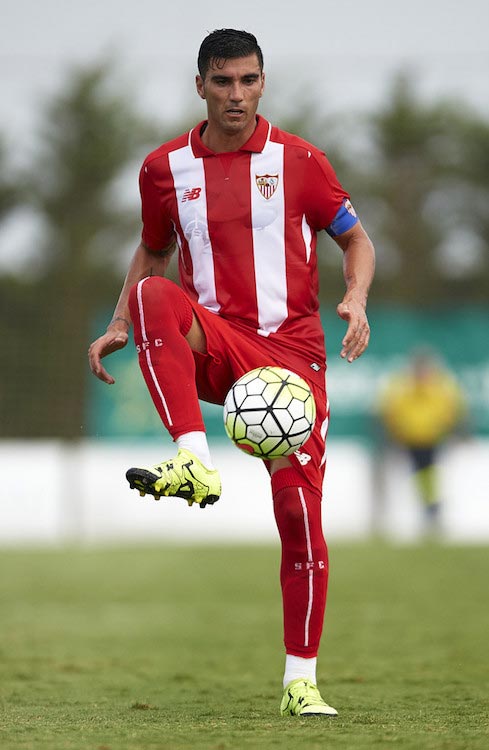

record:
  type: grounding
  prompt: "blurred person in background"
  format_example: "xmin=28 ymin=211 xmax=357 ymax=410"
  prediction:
xmin=379 ymin=347 xmax=467 ymax=532
xmin=89 ymin=28 xmax=375 ymax=716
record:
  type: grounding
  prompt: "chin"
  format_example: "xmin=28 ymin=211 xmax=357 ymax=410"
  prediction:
xmin=223 ymin=119 xmax=248 ymax=133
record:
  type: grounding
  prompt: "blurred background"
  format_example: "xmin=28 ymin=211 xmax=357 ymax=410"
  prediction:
xmin=1 ymin=0 xmax=488 ymax=545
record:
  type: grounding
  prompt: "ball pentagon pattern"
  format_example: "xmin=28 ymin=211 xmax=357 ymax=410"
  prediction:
xmin=223 ymin=366 xmax=316 ymax=458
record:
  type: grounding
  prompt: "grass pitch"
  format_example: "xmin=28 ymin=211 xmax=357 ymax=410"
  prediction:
xmin=0 ymin=542 xmax=488 ymax=749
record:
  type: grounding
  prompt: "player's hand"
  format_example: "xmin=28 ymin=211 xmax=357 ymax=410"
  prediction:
xmin=336 ymin=297 xmax=370 ymax=363
xmin=88 ymin=326 xmax=129 ymax=384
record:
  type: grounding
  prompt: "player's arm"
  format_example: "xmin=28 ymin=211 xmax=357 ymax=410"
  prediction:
xmin=88 ymin=241 xmax=175 ymax=384
xmin=304 ymin=152 xmax=375 ymax=361
xmin=334 ymin=221 xmax=375 ymax=362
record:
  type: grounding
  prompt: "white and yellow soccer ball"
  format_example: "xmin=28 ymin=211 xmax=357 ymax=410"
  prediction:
xmin=223 ymin=366 xmax=316 ymax=459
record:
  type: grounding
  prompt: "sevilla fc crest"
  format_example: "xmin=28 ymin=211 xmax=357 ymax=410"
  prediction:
xmin=256 ymin=173 xmax=279 ymax=200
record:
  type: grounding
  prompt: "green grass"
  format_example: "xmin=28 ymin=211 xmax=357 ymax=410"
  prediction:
xmin=0 ymin=542 xmax=488 ymax=749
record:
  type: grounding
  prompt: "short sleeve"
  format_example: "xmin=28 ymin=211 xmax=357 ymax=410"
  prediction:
xmin=139 ymin=161 xmax=174 ymax=251
xmin=303 ymin=149 xmax=351 ymax=231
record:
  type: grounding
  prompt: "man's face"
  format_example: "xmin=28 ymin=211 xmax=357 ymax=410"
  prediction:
xmin=196 ymin=54 xmax=265 ymax=138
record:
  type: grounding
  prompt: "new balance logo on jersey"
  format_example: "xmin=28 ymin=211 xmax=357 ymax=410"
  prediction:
xmin=182 ymin=187 xmax=202 ymax=202
xmin=294 ymin=451 xmax=312 ymax=465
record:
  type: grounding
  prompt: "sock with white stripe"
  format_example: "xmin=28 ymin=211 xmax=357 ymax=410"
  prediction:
xmin=271 ymin=468 xmax=329 ymax=658
xmin=283 ymin=654 xmax=318 ymax=688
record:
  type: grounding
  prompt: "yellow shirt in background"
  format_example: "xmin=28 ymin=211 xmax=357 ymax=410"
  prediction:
xmin=379 ymin=371 xmax=465 ymax=448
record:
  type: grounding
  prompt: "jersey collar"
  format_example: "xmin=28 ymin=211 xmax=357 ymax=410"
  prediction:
xmin=190 ymin=115 xmax=271 ymax=157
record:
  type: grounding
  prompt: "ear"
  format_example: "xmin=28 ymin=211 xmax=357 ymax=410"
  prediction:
xmin=260 ymin=72 xmax=266 ymax=98
xmin=196 ymin=75 xmax=206 ymax=100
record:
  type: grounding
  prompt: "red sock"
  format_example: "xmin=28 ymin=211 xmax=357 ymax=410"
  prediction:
xmin=128 ymin=276 xmax=205 ymax=439
xmin=272 ymin=468 xmax=329 ymax=657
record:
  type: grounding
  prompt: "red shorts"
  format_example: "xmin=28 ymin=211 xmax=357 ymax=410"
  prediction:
xmin=189 ymin=301 xmax=329 ymax=494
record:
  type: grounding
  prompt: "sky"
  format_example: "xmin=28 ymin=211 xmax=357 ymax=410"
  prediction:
xmin=2 ymin=0 xmax=488 ymax=143
xmin=1 ymin=0 xmax=488 ymax=268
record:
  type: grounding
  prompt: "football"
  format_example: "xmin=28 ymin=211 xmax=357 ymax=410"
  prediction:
xmin=223 ymin=366 xmax=316 ymax=459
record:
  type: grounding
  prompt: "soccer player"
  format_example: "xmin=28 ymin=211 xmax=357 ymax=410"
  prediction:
xmin=89 ymin=29 xmax=375 ymax=716
xmin=379 ymin=348 xmax=466 ymax=531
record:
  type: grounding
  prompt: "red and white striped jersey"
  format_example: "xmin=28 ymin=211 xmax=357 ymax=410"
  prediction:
xmin=139 ymin=115 xmax=351 ymax=353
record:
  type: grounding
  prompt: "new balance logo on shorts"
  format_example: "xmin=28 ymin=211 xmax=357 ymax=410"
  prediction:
xmin=294 ymin=451 xmax=312 ymax=465
xmin=182 ymin=187 xmax=202 ymax=202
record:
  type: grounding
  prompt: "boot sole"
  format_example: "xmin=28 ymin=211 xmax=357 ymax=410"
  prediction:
xmin=126 ymin=467 xmax=219 ymax=508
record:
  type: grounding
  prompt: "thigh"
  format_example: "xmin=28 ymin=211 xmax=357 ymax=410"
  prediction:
xmin=189 ymin=304 xmax=270 ymax=405
xmin=189 ymin=303 xmax=329 ymax=494
xmin=190 ymin=306 xmax=323 ymax=406
xmin=267 ymin=377 xmax=329 ymax=495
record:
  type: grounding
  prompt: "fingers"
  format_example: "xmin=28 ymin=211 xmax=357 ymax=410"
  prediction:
xmin=88 ymin=332 xmax=128 ymax=384
xmin=91 ymin=360 xmax=116 ymax=385
xmin=337 ymin=302 xmax=370 ymax=362
xmin=341 ymin=319 xmax=370 ymax=362
xmin=88 ymin=342 xmax=115 ymax=384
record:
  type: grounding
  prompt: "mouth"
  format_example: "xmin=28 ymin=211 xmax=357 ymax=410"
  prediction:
xmin=226 ymin=108 xmax=245 ymax=117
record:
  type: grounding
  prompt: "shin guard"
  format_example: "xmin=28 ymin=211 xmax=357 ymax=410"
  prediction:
xmin=272 ymin=468 xmax=329 ymax=657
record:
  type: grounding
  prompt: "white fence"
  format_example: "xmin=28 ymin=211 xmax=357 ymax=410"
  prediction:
xmin=1 ymin=439 xmax=488 ymax=545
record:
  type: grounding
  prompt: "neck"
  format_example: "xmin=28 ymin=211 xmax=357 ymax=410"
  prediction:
xmin=201 ymin=118 xmax=258 ymax=153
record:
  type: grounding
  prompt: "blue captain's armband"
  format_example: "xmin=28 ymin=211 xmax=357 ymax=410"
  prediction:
xmin=325 ymin=199 xmax=359 ymax=237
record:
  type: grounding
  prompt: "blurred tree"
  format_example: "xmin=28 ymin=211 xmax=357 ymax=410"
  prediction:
xmin=282 ymin=77 xmax=489 ymax=306
xmin=438 ymin=111 xmax=489 ymax=301
xmin=0 ymin=139 xmax=26 ymax=436
xmin=0 ymin=138 xmax=21 ymax=219
xmin=2 ymin=68 xmax=488 ymax=439
xmin=0 ymin=61 xmax=161 ymax=438
xmin=348 ymin=74 xmax=489 ymax=303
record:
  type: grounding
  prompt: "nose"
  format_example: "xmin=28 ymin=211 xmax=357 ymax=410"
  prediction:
xmin=229 ymin=82 xmax=244 ymax=102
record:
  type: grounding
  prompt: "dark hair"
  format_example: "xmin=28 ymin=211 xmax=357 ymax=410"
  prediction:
xmin=197 ymin=29 xmax=264 ymax=78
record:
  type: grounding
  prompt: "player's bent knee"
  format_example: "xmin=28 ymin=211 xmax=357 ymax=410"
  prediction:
xmin=128 ymin=276 xmax=193 ymax=331
xmin=130 ymin=275 xmax=179 ymax=306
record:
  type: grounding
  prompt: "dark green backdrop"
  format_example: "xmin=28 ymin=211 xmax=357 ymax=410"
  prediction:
xmin=87 ymin=306 xmax=489 ymax=442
